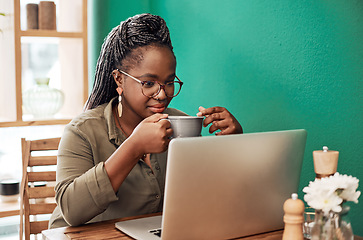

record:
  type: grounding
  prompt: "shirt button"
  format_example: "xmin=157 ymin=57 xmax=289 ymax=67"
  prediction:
xmin=155 ymin=166 xmax=160 ymax=170
xmin=156 ymin=195 xmax=160 ymax=199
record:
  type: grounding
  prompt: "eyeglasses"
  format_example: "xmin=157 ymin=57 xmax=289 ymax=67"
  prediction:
xmin=116 ymin=69 xmax=183 ymax=98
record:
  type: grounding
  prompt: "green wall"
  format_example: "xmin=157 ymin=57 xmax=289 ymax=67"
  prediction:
xmin=89 ymin=0 xmax=363 ymax=234
xmin=88 ymin=0 xmax=150 ymax=92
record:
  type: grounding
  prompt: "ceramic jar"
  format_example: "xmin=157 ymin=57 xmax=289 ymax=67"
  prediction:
xmin=23 ymin=77 xmax=64 ymax=119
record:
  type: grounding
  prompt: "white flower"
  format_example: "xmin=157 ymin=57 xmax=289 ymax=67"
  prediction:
xmin=304 ymin=189 xmax=342 ymax=214
xmin=329 ymin=172 xmax=361 ymax=203
xmin=303 ymin=172 xmax=360 ymax=214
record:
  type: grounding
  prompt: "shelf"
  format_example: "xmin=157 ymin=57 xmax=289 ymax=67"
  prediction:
xmin=21 ymin=30 xmax=83 ymax=38
xmin=0 ymin=119 xmax=72 ymax=128
xmin=0 ymin=200 xmax=20 ymax=218
xmin=0 ymin=0 xmax=88 ymax=128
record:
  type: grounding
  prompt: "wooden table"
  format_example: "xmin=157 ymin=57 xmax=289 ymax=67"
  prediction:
xmin=42 ymin=213 xmax=363 ymax=240
xmin=42 ymin=212 xmax=284 ymax=240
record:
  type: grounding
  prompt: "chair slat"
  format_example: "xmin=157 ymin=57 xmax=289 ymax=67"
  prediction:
xmin=30 ymin=138 xmax=60 ymax=151
xmin=29 ymin=156 xmax=57 ymax=166
xmin=20 ymin=137 xmax=60 ymax=240
xmin=29 ymin=203 xmax=57 ymax=215
xmin=30 ymin=220 xmax=49 ymax=234
xmin=28 ymin=171 xmax=56 ymax=182
xmin=28 ymin=186 xmax=55 ymax=199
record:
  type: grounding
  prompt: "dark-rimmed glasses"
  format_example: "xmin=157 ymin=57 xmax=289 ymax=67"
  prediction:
xmin=116 ymin=69 xmax=183 ymax=98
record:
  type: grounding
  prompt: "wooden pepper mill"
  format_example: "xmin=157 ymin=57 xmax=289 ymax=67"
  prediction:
xmin=282 ymin=193 xmax=304 ymax=240
xmin=313 ymin=146 xmax=339 ymax=179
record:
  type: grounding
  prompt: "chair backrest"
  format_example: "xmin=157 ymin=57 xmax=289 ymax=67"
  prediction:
xmin=20 ymin=137 xmax=60 ymax=240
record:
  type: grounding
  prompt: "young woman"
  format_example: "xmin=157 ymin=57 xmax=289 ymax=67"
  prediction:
xmin=49 ymin=13 xmax=242 ymax=228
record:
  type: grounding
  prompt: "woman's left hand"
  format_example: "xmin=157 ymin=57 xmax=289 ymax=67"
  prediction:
xmin=197 ymin=106 xmax=243 ymax=135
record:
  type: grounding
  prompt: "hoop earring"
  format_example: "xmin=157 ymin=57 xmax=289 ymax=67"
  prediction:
xmin=116 ymin=87 xmax=123 ymax=117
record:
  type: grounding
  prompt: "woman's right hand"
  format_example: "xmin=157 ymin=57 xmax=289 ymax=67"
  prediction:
xmin=129 ymin=113 xmax=172 ymax=156
xmin=105 ymin=113 xmax=172 ymax=192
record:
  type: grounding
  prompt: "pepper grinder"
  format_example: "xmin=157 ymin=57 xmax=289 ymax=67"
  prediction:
xmin=282 ymin=193 xmax=304 ymax=240
xmin=313 ymin=146 xmax=339 ymax=179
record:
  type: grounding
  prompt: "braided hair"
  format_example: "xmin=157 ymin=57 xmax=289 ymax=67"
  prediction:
xmin=85 ymin=13 xmax=174 ymax=110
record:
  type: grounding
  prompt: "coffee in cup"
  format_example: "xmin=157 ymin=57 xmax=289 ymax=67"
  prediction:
xmin=168 ymin=116 xmax=203 ymax=138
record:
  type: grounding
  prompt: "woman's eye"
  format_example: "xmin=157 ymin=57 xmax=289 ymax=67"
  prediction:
xmin=166 ymin=81 xmax=175 ymax=87
xmin=143 ymin=81 xmax=156 ymax=88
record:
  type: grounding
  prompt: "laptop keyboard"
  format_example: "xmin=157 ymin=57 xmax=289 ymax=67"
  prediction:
xmin=149 ymin=228 xmax=162 ymax=237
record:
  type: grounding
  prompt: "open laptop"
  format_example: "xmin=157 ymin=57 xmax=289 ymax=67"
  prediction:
xmin=115 ymin=129 xmax=307 ymax=240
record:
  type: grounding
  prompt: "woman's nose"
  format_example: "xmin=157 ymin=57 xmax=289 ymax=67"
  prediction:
xmin=154 ymin=85 xmax=168 ymax=100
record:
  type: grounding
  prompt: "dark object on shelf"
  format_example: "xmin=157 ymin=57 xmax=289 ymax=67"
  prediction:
xmin=39 ymin=1 xmax=56 ymax=30
xmin=0 ymin=179 xmax=20 ymax=202
xmin=28 ymin=181 xmax=47 ymax=188
xmin=26 ymin=3 xmax=38 ymax=29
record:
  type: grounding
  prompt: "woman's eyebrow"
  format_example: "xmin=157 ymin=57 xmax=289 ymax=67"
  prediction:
xmin=138 ymin=73 xmax=176 ymax=79
xmin=138 ymin=73 xmax=158 ymax=78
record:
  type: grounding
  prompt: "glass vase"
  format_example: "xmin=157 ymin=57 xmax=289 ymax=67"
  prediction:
xmin=311 ymin=206 xmax=353 ymax=240
xmin=23 ymin=77 xmax=64 ymax=119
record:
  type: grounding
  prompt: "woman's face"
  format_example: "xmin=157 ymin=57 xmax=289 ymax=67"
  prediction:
xmin=120 ymin=46 xmax=177 ymax=123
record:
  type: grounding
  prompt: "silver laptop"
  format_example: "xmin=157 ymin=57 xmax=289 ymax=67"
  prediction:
xmin=115 ymin=129 xmax=307 ymax=240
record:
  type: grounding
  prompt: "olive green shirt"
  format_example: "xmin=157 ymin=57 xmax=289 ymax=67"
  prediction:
xmin=49 ymin=97 xmax=187 ymax=228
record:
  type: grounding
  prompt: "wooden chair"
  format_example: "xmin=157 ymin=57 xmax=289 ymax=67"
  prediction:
xmin=19 ymin=137 xmax=60 ymax=240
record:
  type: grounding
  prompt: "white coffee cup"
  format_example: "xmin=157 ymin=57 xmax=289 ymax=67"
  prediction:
xmin=168 ymin=116 xmax=204 ymax=138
